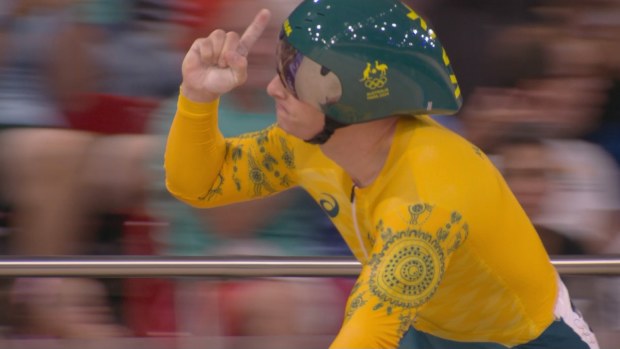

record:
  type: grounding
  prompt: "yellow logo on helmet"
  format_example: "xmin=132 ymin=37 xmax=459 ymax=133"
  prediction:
xmin=403 ymin=3 xmax=419 ymax=21
xmin=283 ymin=19 xmax=292 ymax=37
xmin=360 ymin=60 xmax=390 ymax=100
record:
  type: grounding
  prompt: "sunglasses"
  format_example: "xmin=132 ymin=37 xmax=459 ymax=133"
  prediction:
xmin=276 ymin=31 xmax=304 ymax=97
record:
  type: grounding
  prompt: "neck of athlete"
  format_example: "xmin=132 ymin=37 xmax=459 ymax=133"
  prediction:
xmin=320 ymin=116 xmax=399 ymax=188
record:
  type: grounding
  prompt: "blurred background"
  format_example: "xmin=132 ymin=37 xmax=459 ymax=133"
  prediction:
xmin=0 ymin=0 xmax=618 ymax=348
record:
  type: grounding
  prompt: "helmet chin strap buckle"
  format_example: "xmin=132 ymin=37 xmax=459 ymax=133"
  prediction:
xmin=304 ymin=116 xmax=347 ymax=145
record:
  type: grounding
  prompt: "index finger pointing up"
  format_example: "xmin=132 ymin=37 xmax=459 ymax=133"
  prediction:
xmin=237 ymin=9 xmax=272 ymax=57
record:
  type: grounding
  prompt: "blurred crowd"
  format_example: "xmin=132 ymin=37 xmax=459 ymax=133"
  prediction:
xmin=0 ymin=0 xmax=618 ymax=348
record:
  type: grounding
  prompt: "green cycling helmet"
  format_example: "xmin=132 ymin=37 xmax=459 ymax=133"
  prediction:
xmin=277 ymin=0 xmax=462 ymax=126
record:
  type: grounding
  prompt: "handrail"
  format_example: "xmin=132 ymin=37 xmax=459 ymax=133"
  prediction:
xmin=0 ymin=255 xmax=619 ymax=278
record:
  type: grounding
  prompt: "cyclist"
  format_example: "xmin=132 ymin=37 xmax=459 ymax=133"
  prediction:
xmin=164 ymin=1 xmax=600 ymax=347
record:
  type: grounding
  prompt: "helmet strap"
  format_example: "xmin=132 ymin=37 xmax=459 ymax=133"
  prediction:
xmin=304 ymin=116 xmax=347 ymax=145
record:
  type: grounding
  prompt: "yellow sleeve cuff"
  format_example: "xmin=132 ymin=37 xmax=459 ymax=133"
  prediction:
xmin=177 ymin=92 xmax=220 ymax=119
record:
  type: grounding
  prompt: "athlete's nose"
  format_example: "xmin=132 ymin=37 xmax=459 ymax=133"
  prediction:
xmin=267 ymin=75 xmax=287 ymax=100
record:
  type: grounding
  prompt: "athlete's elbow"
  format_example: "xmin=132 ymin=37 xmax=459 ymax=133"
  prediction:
xmin=164 ymin=178 xmax=211 ymax=208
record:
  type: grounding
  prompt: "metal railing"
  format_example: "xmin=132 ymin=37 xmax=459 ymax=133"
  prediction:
xmin=0 ymin=255 xmax=619 ymax=277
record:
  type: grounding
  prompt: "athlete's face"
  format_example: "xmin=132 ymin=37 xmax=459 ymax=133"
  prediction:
xmin=266 ymin=74 xmax=325 ymax=141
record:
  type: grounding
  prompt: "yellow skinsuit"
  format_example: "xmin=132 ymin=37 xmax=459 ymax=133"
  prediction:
xmin=165 ymin=95 xmax=558 ymax=348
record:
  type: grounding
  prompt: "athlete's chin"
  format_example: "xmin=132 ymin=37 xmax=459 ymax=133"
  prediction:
xmin=276 ymin=119 xmax=313 ymax=141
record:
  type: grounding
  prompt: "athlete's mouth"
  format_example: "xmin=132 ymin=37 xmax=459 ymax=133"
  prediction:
xmin=275 ymin=102 xmax=289 ymax=114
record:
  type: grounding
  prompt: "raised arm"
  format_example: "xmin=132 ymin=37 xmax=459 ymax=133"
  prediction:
xmin=165 ymin=10 xmax=303 ymax=208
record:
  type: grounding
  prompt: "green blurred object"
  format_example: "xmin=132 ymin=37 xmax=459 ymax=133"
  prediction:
xmin=75 ymin=0 xmax=131 ymax=26
xmin=218 ymin=94 xmax=276 ymax=137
